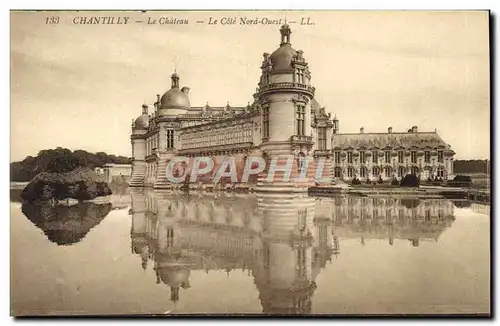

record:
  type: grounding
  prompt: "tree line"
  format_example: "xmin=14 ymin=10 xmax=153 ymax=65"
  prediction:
xmin=11 ymin=147 xmax=131 ymax=182
xmin=453 ymin=159 xmax=490 ymax=174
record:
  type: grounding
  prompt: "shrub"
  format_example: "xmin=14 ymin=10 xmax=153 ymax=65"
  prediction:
xmin=391 ymin=178 xmax=399 ymax=186
xmin=351 ymin=177 xmax=361 ymax=185
xmin=377 ymin=175 xmax=383 ymax=184
xmin=400 ymin=174 xmax=420 ymax=187
xmin=449 ymin=175 xmax=473 ymax=187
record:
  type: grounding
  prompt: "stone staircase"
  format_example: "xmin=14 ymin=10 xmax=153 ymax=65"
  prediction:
xmin=154 ymin=158 xmax=171 ymax=189
xmin=129 ymin=164 xmax=146 ymax=187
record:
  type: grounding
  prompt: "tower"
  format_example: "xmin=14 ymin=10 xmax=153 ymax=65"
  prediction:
xmin=255 ymin=24 xmax=316 ymax=192
xmin=153 ymin=72 xmax=191 ymax=189
xmin=129 ymin=105 xmax=149 ymax=187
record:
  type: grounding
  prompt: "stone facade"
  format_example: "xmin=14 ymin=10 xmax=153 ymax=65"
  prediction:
xmin=331 ymin=126 xmax=456 ymax=182
xmin=130 ymin=24 xmax=332 ymax=191
xmin=130 ymin=25 xmax=455 ymax=189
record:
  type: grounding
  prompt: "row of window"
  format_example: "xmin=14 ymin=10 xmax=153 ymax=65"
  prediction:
xmin=181 ymin=127 xmax=252 ymax=149
xmin=334 ymin=150 xmax=445 ymax=164
xmin=334 ymin=166 xmax=446 ymax=178
xmin=333 ymin=208 xmax=446 ymax=220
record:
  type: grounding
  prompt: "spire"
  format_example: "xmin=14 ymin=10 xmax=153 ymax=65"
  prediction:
xmin=171 ymin=72 xmax=180 ymax=89
xmin=280 ymin=23 xmax=291 ymax=46
xmin=142 ymin=104 xmax=148 ymax=114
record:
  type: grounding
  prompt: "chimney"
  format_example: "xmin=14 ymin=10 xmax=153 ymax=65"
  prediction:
xmin=388 ymin=127 xmax=392 ymax=134
xmin=412 ymin=126 xmax=418 ymax=133
xmin=181 ymin=87 xmax=190 ymax=96
xmin=360 ymin=127 xmax=364 ymax=134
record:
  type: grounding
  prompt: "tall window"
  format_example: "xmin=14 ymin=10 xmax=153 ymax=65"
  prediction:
xmin=360 ymin=151 xmax=366 ymax=164
xmin=398 ymin=166 xmax=406 ymax=178
xmin=166 ymin=129 xmax=174 ymax=149
xmin=347 ymin=167 xmax=354 ymax=178
xmin=411 ymin=166 xmax=419 ymax=175
xmin=318 ymin=127 xmax=327 ymax=150
xmin=437 ymin=166 xmax=444 ymax=178
xmin=372 ymin=166 xmax=379 ymax=177
xmin=385 ymin=151 xmax=391 ymax=164
xmin=347 ymin=151 xmax=353 ymax=164
xmin=360 ymin=166 xmax=367 ymax=178
xmin=384 ymin=166 xmax=392 ymax=178
xmin=334 ymin=167 xmax=342 ymax=178
xmin=334 ymin=151 xmax=340 ymax=164
xmin=373 ymin=151 xmax=378 ymax=164
xmin=398 ymin=151 xmax=404 ymax=164
xmin=424 ymin=151 xmax=431 ymax=163
xmin=296 ymin=105 xmax=305 ymax=136
xmin=297 ymin=68 xmax=305 ymax=84
xmin=411 ymin=151 xmax=417 ymax=164
xmin=438 ymin=150 xmax=444 ymax=163
xmin=262 ymin=106 xmax=270 ymax=139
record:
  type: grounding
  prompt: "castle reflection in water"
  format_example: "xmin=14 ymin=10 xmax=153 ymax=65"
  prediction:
xmin=130 ymin=190 xmax=455 ymax=314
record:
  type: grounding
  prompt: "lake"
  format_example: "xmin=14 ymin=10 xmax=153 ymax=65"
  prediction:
xmin=10 ymin=189 xmax=490 ymax=316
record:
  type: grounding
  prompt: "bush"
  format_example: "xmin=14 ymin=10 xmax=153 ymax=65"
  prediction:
xmin=391 ymin=178 xmax=399 ymax=186
xmin=351 ymin=177 xmax=361 ymax=185
xmin=377 ymin=176 xmax=383 ymax=184
xmin=20 ymin=168 xmax=111 ymax=203
xmin=449 ymin=175 xmax=473 ymax=187
xmin=400 ymin=174 xmax=420 ymax=187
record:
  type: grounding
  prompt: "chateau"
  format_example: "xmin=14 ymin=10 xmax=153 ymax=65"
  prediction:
xmin=130 ymin=24 xmax=455 ymax=189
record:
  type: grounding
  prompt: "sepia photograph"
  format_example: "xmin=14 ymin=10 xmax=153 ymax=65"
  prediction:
xmin=9 ymin=10 xmax=491 ymax=316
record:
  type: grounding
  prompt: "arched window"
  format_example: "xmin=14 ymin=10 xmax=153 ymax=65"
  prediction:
xmin=437 ymin=166 xmax=445 ymax=178
xmin=360 ymin=166 xmax=367 ymax=178
xmin=347 ymin=167 xmax=354 ymax=178
xmin=334 ymin=167 xmax=342 ymax=179
xmin=372 ymin=166 xmax=380 ymax=176
xmin=411 ymin=166 xmax=419 ymax=175
xmin=384 ymin=166 xmax=392 ymax=178
xmin=398 ymin=166 xmax=406 ymax=178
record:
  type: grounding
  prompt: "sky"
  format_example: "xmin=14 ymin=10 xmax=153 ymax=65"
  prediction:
xmin=10 ymin=10 xmax=490 ymax=161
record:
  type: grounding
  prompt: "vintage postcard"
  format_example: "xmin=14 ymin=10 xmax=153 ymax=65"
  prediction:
xmin=10 ymin=10 xmax=490 ymax=316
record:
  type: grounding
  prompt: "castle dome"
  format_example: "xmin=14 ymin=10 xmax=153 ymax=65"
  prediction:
xmin=269 ymin=44 xmax=297 ymax=72
xmin=158 ymin=73 xmax=190 ymax=116
xmin=269 ymin=24 xmax=297 ymax=72
xmin=133 ymin=105 xmax=149 ymax=129
xmin=134 ymin=114 xmax=149 ymax=129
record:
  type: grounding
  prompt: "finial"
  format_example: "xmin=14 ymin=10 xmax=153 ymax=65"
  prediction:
xmin=280 ymin=22 xmax=292 ymax=46
xmin=171 ymin=71 xmax=180 ymax=88
xmin=142 ymin=104 xmax=148 ymax=114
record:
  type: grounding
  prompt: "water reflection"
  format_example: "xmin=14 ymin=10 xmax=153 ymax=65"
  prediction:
xmin=21 ymin=202 xmax=112 ymax=246
xmin=325 ymin=196 xmax=455 ymax=246
xmin=129 ymin=190 xmax=456 ymax=314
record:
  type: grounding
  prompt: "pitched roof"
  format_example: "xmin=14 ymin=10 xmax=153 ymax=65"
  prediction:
xmin=332 ymin=132 xmax=452 ymax=150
